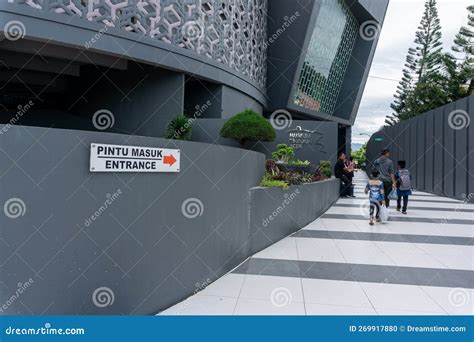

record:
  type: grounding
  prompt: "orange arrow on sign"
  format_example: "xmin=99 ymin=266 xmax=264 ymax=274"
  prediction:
xmin=164 ymin=154 xmax=177 ymax=166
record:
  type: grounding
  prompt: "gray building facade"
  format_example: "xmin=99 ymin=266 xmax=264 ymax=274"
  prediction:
xmin=0 ymin=0 xmax=388 ymax=157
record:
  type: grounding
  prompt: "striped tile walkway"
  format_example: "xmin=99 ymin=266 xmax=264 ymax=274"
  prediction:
xmin=161 ymin=171 xmax=474 ymax=316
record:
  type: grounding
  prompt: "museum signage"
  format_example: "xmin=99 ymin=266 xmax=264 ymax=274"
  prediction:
xmin=287 ymin=126 xmax=326 ymax=152
xmin=90 ymin=143 xmax=180 ymax=173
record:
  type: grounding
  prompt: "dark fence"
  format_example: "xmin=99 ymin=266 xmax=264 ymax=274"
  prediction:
xmin=366 ymin=95 xmax=473 ymax=201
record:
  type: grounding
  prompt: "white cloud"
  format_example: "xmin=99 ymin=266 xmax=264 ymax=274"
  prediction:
xmin=355 ymin=0 xmax=471 ymax=144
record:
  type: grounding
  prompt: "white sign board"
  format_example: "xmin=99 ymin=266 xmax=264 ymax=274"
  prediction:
xmin=90 ymin=143 xmax=180 ymax=173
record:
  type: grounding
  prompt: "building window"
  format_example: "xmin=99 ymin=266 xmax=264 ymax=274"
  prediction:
xmin=293 ymin=0 xmax=359 ymax=115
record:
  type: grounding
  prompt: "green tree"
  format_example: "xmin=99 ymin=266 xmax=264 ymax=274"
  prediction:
xmin=352 ymin=143 xmax=367 ymax=169
xmin=451 ymin=5 xmax=474 ymax=95
xmin=387 ymin=0 xmax=445 ymax=125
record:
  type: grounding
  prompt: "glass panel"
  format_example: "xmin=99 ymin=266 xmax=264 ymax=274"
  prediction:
xmin=293 ymin=0 xmax=359 ymax=115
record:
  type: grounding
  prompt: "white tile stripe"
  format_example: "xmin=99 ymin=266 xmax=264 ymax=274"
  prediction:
xmin=161 ymin=172 xmax=473 ymax=315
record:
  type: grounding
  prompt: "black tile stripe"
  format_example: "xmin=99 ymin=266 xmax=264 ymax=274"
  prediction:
xmin=232 ymin=258 xmax=474 ymax=289
xmin=322 ymin=213 xmax=473 ymax=225
xmin=332 ymin=203 xmax=474 ymax=213
xmin=353 ymin=190 xmax=439 ymax=197
xmin=337 ymin=198 xmax=463 ymax=204
xmin=293 ymin=230 xmax=474 ymax=246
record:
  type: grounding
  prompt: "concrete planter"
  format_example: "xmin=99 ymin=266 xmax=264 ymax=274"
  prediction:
xmin=248 ymin=179 xmax=340 ymax=254
xmin=0 ymin=124 xmax=340 ymax=315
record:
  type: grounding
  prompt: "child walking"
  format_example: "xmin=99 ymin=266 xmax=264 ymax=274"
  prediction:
xmin=395 ymin=160 xmax=412 ymax=214
xmin=365 ymin=169 xmax=385 ymax=226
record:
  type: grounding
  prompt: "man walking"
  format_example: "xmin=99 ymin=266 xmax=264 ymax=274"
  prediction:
xmin=373 ymin=148 xmax=396 ymax=207
xmin=335 ymin=152 xmax=354 ymax=197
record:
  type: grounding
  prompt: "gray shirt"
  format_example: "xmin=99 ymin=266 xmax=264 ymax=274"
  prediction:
xmin=374 ymin=156 xmax=394 ymax=181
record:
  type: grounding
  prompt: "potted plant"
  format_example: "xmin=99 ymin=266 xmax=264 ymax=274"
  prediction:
xmin=164 ymin=114 xmax=192 ymax=141
xmin=271 ymin=144 xmax=295 ymax=164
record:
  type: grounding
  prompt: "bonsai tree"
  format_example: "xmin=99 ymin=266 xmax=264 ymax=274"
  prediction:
xmin=164 ymin=115 xmax=192 ymax=141
xmin=220 ymin=109 xmax=276 ymax=145
xmin=272 ymin=144 xmax=295 ymax=164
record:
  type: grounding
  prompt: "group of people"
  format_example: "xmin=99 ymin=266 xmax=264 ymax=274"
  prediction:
xmin=335 ymin=148 xmax=413 ymax=226
xmin=366 ymin=148 xmax=413 ymax=225
xmin=334 ymin=152 xmax=356 ymax=198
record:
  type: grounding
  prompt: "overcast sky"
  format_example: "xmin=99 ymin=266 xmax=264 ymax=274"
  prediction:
xmin=353 ymin=0 xmax=471 ymax=145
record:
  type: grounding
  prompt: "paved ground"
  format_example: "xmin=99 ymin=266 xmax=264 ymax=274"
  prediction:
xmin=161 ymin=171 xmax=473 ymax=315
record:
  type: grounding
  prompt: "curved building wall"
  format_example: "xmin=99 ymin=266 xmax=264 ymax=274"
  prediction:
xmin=5 ymin=0 xmax=268 ymax=89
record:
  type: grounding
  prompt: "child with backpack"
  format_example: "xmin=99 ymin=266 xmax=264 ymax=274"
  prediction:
xmin=395 ymin=160 xmax=412 ymax=214
xmin=365 ymin=169 xmax=385 ymax=226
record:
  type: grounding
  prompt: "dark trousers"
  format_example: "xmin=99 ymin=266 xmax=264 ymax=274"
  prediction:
xmin=397 ymin=195 xmax=409 ymax=212
xmin=339 ymin=175 xmax=353 ymax=197
xmin=369 ymin=202 xmax=381 ymax=218
xmin=382 ymin=181 xmax=392 ymax=207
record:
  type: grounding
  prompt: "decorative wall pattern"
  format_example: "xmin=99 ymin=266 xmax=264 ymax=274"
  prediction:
xmin=10 ymin=0 xmax=267 ymax=88
xmin=293 ymin=0 xmax=358 ymax=115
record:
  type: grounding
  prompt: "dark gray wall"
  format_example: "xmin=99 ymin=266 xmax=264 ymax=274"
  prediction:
xmin=221 ymin=86 xmax=263 ymax=118
xmin=366 ymin=96 xmax=473 ymax=201
xmin=249 ymin=179 xmax=340 ymax=254
xmin=0 ymin=124 xmax=340 ymax=315
xmin=0 ymin=125 xmax=264 ymax=315
xmin=192 ymin=119 xmax=339 ymax=167
xmin=70 ymin=66 xmax=185 ymax=138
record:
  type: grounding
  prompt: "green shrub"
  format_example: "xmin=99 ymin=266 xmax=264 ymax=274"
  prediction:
xmin=164 ymin=115 xmax=192 ymax=141
xmin=260 ymin=174 xmax=289 ymax=189
xmin=319 ymin=160 xmax=331 ymax=169
xmin=272 ymin=144 xmax=295 ymax=163
xmin=289 ymin=160 xmax=311 ymax=166
xmin=320 ymin=167 xmax=332 ymax=177
xmin=220 ymin=109 xmax=276 ymax=145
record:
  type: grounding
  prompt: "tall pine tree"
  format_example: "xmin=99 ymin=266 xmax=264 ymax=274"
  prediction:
xmin=387 ymin=0 xmax=444 ymax=125
xmin=452 ymin=5 xmax=474 ymax=94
